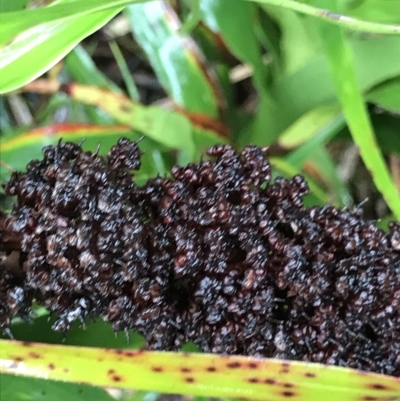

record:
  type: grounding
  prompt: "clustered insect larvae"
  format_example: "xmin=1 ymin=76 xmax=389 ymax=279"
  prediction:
xmin=0 ymin=137 xmax=399 ymax=377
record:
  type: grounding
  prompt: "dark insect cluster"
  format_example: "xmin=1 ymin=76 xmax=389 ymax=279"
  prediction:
xmin=0 ymin=138 xmax=399 ymax=376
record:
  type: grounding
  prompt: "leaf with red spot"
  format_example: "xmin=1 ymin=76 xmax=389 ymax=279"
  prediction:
xmin=1 ymin=340 xmax=399 ymax=401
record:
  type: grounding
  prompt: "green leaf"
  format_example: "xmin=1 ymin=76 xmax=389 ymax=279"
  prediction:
xmin=260 ymin=4 xmax=321 ymax=74
xmin=1 ymin=374 xmax=115 ymax=401
xmin=271 ymin=35 xmax=400 ymax=126
xmin=278 ymin=104 xmax=343 ymax=149
xmin=126 ymin=1 xmax=223 ymax=118
xmin=65 ymin=44 xmax=119 ymax=90
xmin=0 ymin=0 xmax=29 ymax=13
xmin=0 ymin=0 xmax=146 ymax=45
xmin=109 ymin=40 xmax=140 ymax=101
xmin=200 ymin=0 xmax=264 ymax=75
xmin=314 ymin=0 xmax=400 ymax=218
xmin=59 ymin=83 xmax=195 ymax=153
xmin=200 ymin=0 xmax=282 ymax=143
xmin=345 ymin=0 xmax=400 ymax=24
xmin=0 ymin=8 xmax=122 ymax=93
xmin=367 ymin=79 xmax=400 ymax=114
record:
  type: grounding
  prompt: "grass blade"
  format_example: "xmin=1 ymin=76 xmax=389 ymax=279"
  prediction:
xmin=109 ymin=40 xmax=140 ymax=101
xmin=1 ymin=340 xmax=399 ymax=401
xmin=315 ymin=0 xmax=400 ymax=219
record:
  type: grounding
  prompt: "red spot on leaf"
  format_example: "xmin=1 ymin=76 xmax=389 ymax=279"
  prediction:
xmin=282 ymin=391 xmax=296 ymax=397
xmin=369 ymin=384 xmax=389 ymax=391
xmin=59 ymin=83 xmax=72 ymax=95
xmin=227 ymin=361 xmax=241 ymax=369
xmin=283 ymin=383 xmax=294 ymax=388
xmin=280 ymin=361 xmax=290 ymax=373
xmin=248 ymin=362 xmax=259 ymax=369
xmin=124 ymin=350 xmax=141 ymax=357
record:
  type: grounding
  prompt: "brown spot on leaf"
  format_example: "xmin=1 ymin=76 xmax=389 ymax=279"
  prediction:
xmin=206 ymin=366 xmax=216 ymax=372
xmin=63 ymin=368 xmax=69 ymax=373
xmin=22 ymin=342 xmax=32 ymax=347
xmin=362 ymin=397 xmax=378 ymax=401
xmin=369 ymin=383 xmax=389 ymax=391
xmin=283 ymin=383 xmax=294 ymax=388
xmin=304 ymin=372 xmax=316 ymax=378
xmin=181 ymin=367 xmax=192 ymax=373
xmin=112 ymin=375 xmax=123 ymax=382
xmin=124 ymin=350 xmax=141 ymax=357
xmin=185 ymin=377 xmax=195 ymax=383
xmin=227 ymin=361 xmax=241 ymax=369
xmin=248 ymin=362 xmax=259 ymax=369
xmin=59 ymin=83 xmax=72 ymax=95
xmin=264 ymin=378 xmax=276 ymax=385
xmin=108 ymin=369 xmax=115 ymax=375
xmin=282 ymin=391 xmax=296 ymax=397
xmin=28 ymin=352 xmax=41 ymax=359
xmin=14 ymin=357 xmax=24 ymax=362
xmin=48 ymin=364 xmax=55 ymax=370
xmin=152 ymin=366 xmax=163 ymax=373
xmin=247 ymin=377 xmax=259 ymax=384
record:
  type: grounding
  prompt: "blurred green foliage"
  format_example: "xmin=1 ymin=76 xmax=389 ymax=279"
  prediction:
xmin=0 ymin=0 xmax=400 ymax=400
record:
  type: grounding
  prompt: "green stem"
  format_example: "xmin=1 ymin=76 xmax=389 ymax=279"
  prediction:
xmin=245 ymin=0 xmax=400 ymax=35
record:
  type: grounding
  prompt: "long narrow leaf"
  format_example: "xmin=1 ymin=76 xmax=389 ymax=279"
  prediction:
xmin=1 ymin=340 xmax=399 ymax=401
xmin=314 ymin=0 xmax=400 ymax=219
xmin=0 ymin=0 xmax=148 ymax=45
xmin=126 ymin=1 xmax=224 ymax=118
